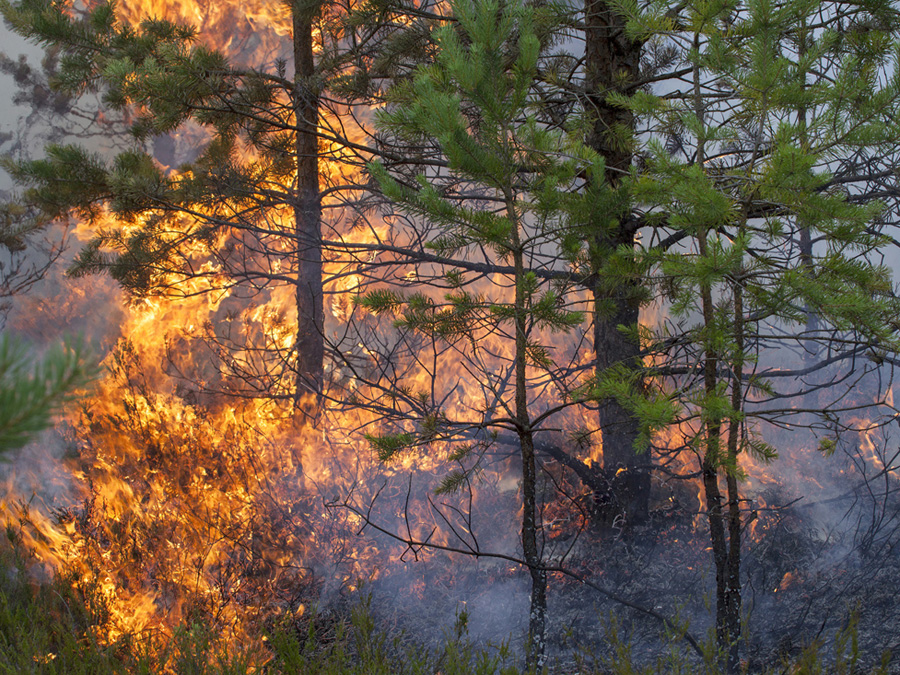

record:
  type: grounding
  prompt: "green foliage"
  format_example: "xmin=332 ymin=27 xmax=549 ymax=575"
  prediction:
xmin=587 ymin=364 xmax=679 ymax=454
xmin=0 ymin=334 xmax=97 ymax=455
xmin=353 ymin=289 xmax=406 ymax=316
xmin=435 ymin=469 xmax=469 ymax=495
xmin=817 ymin=437 xmax=838 ymax=457
xmin=2 ymin=144 xmax=110 ymax=222
xmin=364 ymin=431 xmax=417 ymax=462
xmin=264 ymin=596 xmax=521 ymax=675
xmin=0 ymin=0 xmax=309 ymax=297
xmin=362 ymin=0 xmax=605 ymax=369
xmin=603 ymin=0 xmax=900 ymax=479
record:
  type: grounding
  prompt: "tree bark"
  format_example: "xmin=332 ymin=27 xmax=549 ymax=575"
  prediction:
xmin=584 ymin=0 xmax=650 ymax=524
xmin=722 ymin=278 xmax=745 ymax=672
xmin=698 ymin=229 xmax=744 ymax=672
xmin=292 ymin=4 xmax=325 ymax=413
xmin=509 ymin=192 xmax=547 ymax=670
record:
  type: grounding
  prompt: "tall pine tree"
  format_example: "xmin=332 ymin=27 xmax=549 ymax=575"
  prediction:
xmin=361 ymin=0 xmax=610 ymax=664
xmin=598 ymin=0 xmax=900 ymax=665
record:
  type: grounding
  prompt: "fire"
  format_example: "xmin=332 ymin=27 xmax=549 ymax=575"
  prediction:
xmin=3 ymin=0 xmax=900 ymax=669
xmin=113 ymin=0 xmax=292 ymax=58
xmin=0 ymin=0 xmax=401 ymax=657
xmin=775 ymin=570 xmax=796 ymax=593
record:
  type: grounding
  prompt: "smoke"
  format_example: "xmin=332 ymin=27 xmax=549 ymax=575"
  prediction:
xmin=2 ymin=426 xmax=79 ymax=507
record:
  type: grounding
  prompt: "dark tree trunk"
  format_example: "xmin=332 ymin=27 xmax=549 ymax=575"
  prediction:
xmin=584 ymin=0 xmax=650 ymax=524
xmin=521 ymin=425 xmax=547 ymax=669
xmin=292 ymin=4 xmax=325 ymax=413
xmin=510 ymin=199 xmax=547 ymax=670
xmin=704 ymin=454 xmax=742 ymax=672
xmin=722 ymin=280 xmax=745 ymax=671
xmin=699 ymin=232 xmax=744 ymax=672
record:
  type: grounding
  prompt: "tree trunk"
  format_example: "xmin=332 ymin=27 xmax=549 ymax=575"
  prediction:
xmin=509 ymin=195 xmax=547 ymax=670
xmin=722 ymin=279 xmax=745 ymax=672
xmin=698 ymin=231 xmax=743 ymax=672
xmin=521 ymin=423 xmax=547 ymax=670
xmin=292 ymin=4 xmax=325 ymax=414
xmin=584 ymin=0 xmax=649 ymax=524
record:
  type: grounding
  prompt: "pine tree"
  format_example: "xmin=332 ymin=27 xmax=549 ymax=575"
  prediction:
xmin=0 ymin=333 xmax=95 ymax=454
xmin=597 ymin=0 xmax=900 ymax=666
xmin=0 ymin=0 xmax=374 ymax=417
xmin=360 ymin=0 xmax=607 ymax=664
xmin=584 ymin=0 xmax=652 ymax=526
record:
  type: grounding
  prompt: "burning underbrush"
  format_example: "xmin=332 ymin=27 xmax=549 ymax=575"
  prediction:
xmin=1 ymin=181 xmax=898 ymax=673
xmin=2 ymin=347 xmax=899 ymax=673
xmin=0 ymin=300 xmax=531 ymax=667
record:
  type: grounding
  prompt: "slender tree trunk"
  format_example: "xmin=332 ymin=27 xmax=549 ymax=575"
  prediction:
xmin=698 ymin=230 xmax=744 ymax=672
xmin=694 ymin=42 xmax=742 ymax=665
xmin=520 ymin=415 xmax=547 ymax=670
xmin=292 ymin=3 xmax=325 ymax=413
xmin=796 ymin=18 xmax=819 ymax=347
xmin=723 ymin=279 xmax=744 ymax=672
xmin=697 ymin=231 xmax=731 ymax=661
xmin=584 ymin=0 xmax=649 ymax=524
xmin=509 ymin=192 xmax=547 ymax=670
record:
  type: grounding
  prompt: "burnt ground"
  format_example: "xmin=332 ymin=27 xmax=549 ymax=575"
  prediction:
xmin=348 ymin=468 xmax=900 ymax=673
